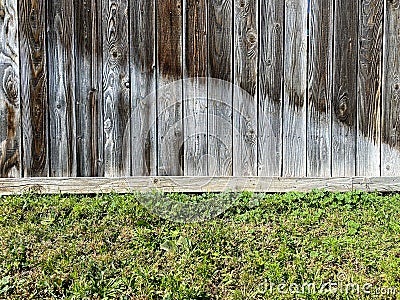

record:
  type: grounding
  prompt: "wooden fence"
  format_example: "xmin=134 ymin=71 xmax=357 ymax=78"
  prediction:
xmin=0 ymin=0 xmax=399 ymax=181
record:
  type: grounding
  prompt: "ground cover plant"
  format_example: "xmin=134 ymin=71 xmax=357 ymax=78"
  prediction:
xmin=0 ymin=191 xmax=399 ymax=299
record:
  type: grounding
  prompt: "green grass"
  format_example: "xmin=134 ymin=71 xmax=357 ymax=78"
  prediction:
xmin=0 ymin=191 xmax=399 ymax=299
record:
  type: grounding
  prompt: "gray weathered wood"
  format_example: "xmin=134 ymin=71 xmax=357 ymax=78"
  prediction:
xmin=233 ymin=0 xmax=258 ymax=176
xmin=157 ymin=0 xmax=183 ymax=175
xmin=382 ymin=0 xmax=400 ymax=176
xmin=0 ymin=0 xmax=20 ymax=178
xmin=208 ymin=0 xmax=233 ymax=176
xmin=282 ymin=0 xmax=307 ymax=177
xmin=75 ymin=0 xmax=103 ymax=177
xmin=19 ymin=0 xmax=48 ymax=177
xmin=47 ymin=0 xmax=76 ymax=177
xmin=332 ymin=0 xmax=358 ymax=176
xmin=307 ymin=0 xmax=333 ymax=177
xmin=183 ymin=0 xmax=208 ymax=176
xmin=357 ymin=0 xmax=383 ymax=176
xmin=258 ymin=0 xmax=283 ymax=176
xmin=5 ymin=176 xmax=400 ymax=195
xmin=103 ymin=0 xmax=131 ymax=177
xmin=130 ymin=0 xmax=157 ymax=176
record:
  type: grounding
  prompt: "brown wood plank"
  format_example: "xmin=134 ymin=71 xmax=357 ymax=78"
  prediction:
xmin=208 ymin=0 xmax=233 ymax=176
xmin=307 ymin=0 xmax=333 ymax=177
xmin=19 ymin=0 xmax=48 ymax=177
xmin=233 ymin=0 xmax=258 ymax=176
xmin=183 ymin=0 xmax=208 ymax=176
xmin=47 ymin=0 xmax=76 ymax=177
xmin=75 ymin=0 xmax=103 ymax=177
xmin=157 ymin=0 xmax=183 ymax=176
xmin=282 ymin=0 xmax=308 ymax=177
xmin=0 ymin=0 xmax=20 ymax=178
xmin=258 ymin=0 xmax=284 ymax=176
xmin=332 ymin=0 xmax=358 ymax=176
xmin=357 ymin=0 xmax=383 ymax=176
xmin=102 ymin=0 xmax=131 ymax=177
xmin=382 ymin=0 xmax=400 ymax=176
xmin=130 ymin=0 xmax=157 ymax=176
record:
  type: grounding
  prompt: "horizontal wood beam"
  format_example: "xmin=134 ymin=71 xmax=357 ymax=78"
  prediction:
xmin=0 ymin=177 xmax=399 ymax=195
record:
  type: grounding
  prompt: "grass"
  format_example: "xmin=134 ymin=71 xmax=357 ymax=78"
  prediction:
xmin=0 ymin=190 xmax=399 ymax=299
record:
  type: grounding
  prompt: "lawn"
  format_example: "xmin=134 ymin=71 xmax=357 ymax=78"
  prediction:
xmin=0 ymin=191 xmax=399 ymax=299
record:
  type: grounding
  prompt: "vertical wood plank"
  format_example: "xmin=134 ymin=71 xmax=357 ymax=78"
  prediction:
xmin=357 ymin=0 xmax=383 ymax=176
xmin=130 ymin=0 xmax=156 ymax=176
xmin=19 ymin=0 xmax=48 ymax=177
xmin=157 ymin=0 xmax=183 ymax=176
xmin=332 ymin=0 xmax=358 ymax=177
xmin=75 ymin=0 xmax=103 ymax=177
xmin=258 ymin=0 xmax=283 ymax=176
xmin=103 ymin=0 xmax=130 ymax=177
xmin=183 ymin=0 xmax=208 ymax=176
xmin=282 ymin=0 xmax=307 ymax=177
xmin=208 ymin=0 xmax=233 ymax=176
xmin=0 ymin=0 xmax=20 ymax=177
xmin=382 ymin=0 xmax=400 ymax=176
xmin=233 ymin=0 xmax=258 ymax=176
xmin=47 ymin=0 xmax=76 ymax=177
xmin=307 ymin=0 xmax=333 ymax=177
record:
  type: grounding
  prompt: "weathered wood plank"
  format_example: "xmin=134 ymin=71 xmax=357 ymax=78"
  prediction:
xmin=19 ymin=0 xmax=48 ymax=177
xmin=208 ymin=0 xmax=233 ymax=176
xmin=258 ymin=0 xmax=284 ymax=176
xmin=282 ymin=0 xmax=307 ymax=177
xmin=75 ymin=0 xmax=103 ymax=177
xmin=233 ymin=0 xmax=258 ymax=176
xmin=183 ymin=0 xmax=208 ymax=176
xmin=103 ymin=0 xmax=130 ymax=177
xmin=130 ymin=0 xmax=157 ymax=176
xmin=307 ymin=0 xmax=333 ymax=177
xmin=357 ymin=0 xmax=383 ymax=176
xmin=9 ymin=176 xmax=400 ymax=195
xmin=382 ymin=0 xmax=400 ymax=176
xmin=332 ymin=0 xmax=358 ymax=176
xmin=157 ymin=0 xmax=183 ymax=176
xmin=47 ymin=0 xmax=76 ymax=177
xmin=0 ymin=0 xmax=20 ymax=178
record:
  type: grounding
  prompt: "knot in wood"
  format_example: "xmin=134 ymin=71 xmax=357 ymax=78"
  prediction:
xmin=0 ymin=8 xmax=5 ymax=19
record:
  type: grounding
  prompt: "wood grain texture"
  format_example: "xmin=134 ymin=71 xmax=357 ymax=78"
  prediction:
xmin=282 ymin=0 xmax=307 ymax=177
xmin=0 ymin=0 xmax=20 ymax=177
xmin=307 ymin=0 xmax=333 ymax=177
xmin=75 ymin=0 xmax=103 ymax=177
xmin=9 ymin=176 xmax=400 ymax=195
xmin=19 ymin=0 xmax=48 ymax=177
xmin=183 ymin=0 xmax=208 ymax=176
xmin=102 ymin=0 xmax=130 ymax=177
xmin=47 ymin=0 xmax=76 ymax=177
xmin=233 ymin=0 xmax=258 ymax=176
xmin=258 ymin=0 xmax=283 ymax=176
xmin=157 ymin=0 xmax=183 ymax=176
xmin=382 ymin=0 xmax=400 ymax=176
xmin=332 ymin=0 xmax=358 ymax=176
xmin=130 ymin=0 xmax=156 ymax=176
xmin=357 ymin=0 xmax=383 ymax=176
xmin=208 ymin=0 xmax=233 ymax=176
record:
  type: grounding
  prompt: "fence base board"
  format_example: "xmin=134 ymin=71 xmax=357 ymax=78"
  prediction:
xmin=0 ymin=177 xmax=399 ymax=195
